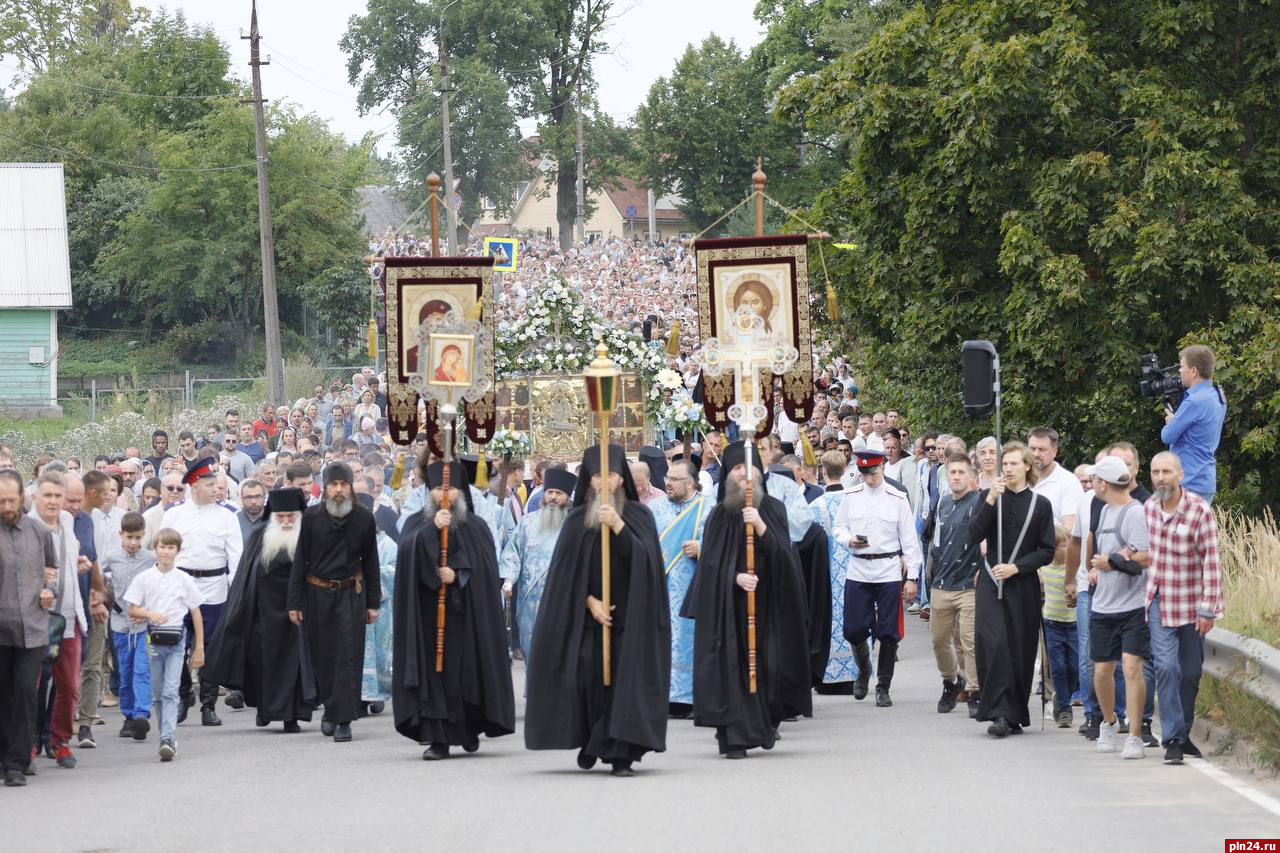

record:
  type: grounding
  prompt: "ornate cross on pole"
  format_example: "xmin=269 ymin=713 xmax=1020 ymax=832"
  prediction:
xmin=695 ymin=305 xmax=798 ymax=692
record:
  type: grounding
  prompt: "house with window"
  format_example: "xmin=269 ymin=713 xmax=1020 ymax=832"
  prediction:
xmin=472 ymin=149 xmax=689 ymax=243
xmin=0 ymin=163 xmax=72 ymax=415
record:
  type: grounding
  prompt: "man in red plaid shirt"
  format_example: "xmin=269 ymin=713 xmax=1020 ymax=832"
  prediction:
xmin=1144 ymin=451 xmax=1224 ymax=765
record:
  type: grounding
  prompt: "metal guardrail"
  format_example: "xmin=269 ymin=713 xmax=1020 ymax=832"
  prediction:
xmin=1204 ymin=627 xmax=1280 ymax=710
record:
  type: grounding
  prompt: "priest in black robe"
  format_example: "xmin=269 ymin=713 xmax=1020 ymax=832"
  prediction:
xmin=682 ymin=442 xmax=812 ymax=758
xmin=287 ymin=463 xmax=381 ymax=743
xmin=525 ymin=444 xmax=670 ymax=778
xmin=771 ymin=467 xmax=833 ymax=691
xmin=393 ymin=458 xmax=515 ymax=759
xmin=204 ymin=488 xmax=315 ymax=732
xmin=969 ymin=442 xmax=1056 ymax=737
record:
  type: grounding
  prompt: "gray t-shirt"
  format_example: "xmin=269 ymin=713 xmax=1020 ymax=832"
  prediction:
xmin=1091 ymin=499 xmax=1148 ymax=615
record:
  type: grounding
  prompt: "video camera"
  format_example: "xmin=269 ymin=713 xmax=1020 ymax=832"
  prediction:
xmin=1139 ymin=353 xmax=1182 ymax=408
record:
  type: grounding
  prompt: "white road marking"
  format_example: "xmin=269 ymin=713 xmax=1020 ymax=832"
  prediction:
xmin=1186 ymin=755 xmax=1280 ymax=818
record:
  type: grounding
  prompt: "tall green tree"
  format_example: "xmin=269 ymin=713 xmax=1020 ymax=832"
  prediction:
xmin=784 ymin=0 xmax=1280 ymax=511
xmin=342 ymin=0 xmax=616 ymax=248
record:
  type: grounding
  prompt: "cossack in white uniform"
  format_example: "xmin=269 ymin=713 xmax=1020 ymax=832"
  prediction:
xmin=832 ymin=481 xmax=922 ymax=584
xmin=160 ymin=501 xmax=243 ymax=605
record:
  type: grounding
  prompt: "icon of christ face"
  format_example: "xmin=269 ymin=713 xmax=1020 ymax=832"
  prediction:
xmin=731 ymin=280 xmax=774 ymax=334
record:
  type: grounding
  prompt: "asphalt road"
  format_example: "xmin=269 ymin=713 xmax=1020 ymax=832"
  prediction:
xmin=3 ymin=627 xmax=1277 ymax=853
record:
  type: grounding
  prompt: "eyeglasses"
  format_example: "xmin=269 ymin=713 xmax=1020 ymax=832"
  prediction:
xmin=923 ymin=445 xmax=937 ymax=452
xmin=164 ymin=486 xmax=184 ymax=492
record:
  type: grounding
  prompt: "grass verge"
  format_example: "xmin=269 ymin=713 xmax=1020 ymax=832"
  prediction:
xmin=1197 ymin=675 xmax=1280 ymax=772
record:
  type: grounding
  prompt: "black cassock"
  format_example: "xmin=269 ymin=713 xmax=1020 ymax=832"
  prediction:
xmin=392 ymin=502 xmax=515 ymax=747
xmin=796 ymin=521 xmax=832 ymax=690
xmin=203 ymin=525 xmax=315 ymax=723
xmin=525 ymin=446 xmax=670 ymax=764
xmin=287 ymin=503 xmax=381 ymax=724
xmin=970 ymin=488 xmax=1056 ymax=727
xmin=682 ymin=494 xmax=812 ymax=753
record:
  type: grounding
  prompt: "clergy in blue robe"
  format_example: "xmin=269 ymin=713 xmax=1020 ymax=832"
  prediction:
xmin=361 ymin=523 xmax=398 ymax=709
xmin=650 ymin=458 xmax=713 ymax=714
xmin=499 ymin=469 xmax=576 ymax=673
xmin=811 ymin=461 xmax=859 ymax=694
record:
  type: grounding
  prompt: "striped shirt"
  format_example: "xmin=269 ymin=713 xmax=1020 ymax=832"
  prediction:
xmin=1040 ymin=562 xmax=1075 ymax=623
xmin=1144 ymin=489 xmax=1224 ymax=627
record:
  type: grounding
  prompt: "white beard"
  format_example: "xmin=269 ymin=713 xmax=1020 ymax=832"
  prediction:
xmin=583 ymin=487 xmax=626 ymax=530
xmin=722 ymin=469 xmax=763 ymax=512
xmin=260 ymin=519 xmax=299 ymax=566
xmin=324 ymin=496 xmax=353 ymax=518
xmin=422 ymin=493 xmax=469 ymax=525
xmin=537 ymin=502 xmax=567 ymax=533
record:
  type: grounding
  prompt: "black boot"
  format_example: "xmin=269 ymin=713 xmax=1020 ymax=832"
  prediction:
xmin=201 ymin=707 xmax=222 ymax=727
xmin=937 ymin=678 xmax=960 ymax=714
xmin=852 ymin=642 xmax=872 ymax=701
xmin=875 ymin=641 xmax=898 ymax=707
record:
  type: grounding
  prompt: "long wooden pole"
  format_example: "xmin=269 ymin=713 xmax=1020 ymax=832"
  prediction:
xmin=743 ymin=429 xmax=758 ymax=694
xmin=753 ymin=158 xmax=766 ymax=238
xmin=435 ymin=418 xmax=452 ymax=672
xmin=428 ymin=172 xmax=441 ymax=257
xmin=600 ymin=418 xmax=612 ymax=687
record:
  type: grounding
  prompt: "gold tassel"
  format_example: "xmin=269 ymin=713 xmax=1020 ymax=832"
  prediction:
xmin=826 ymin=283 xmax=841 ymax=324
xmin=467 ymin=301 xmax=483 ymax=322
xmin=389 ymin=450 xmax=406 ymax=489
xmin=367 ymin=317 xmax=378 ymax=359
xmin=665 ymin=320 xmax=681 ymax=356
xmin=474 ymin=456 xmax=489 ymax=490
xmin=798 ymin=430 xmax=817 ymax=467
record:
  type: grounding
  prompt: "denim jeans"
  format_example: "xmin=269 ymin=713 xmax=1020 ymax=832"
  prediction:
xmin=149 ymin=632 xmax=186 ymax=743
xmin=1042 ymin=619 xmax=1079 ymax=713
xmin=1147 ymin=595 xmax=1205 ymax=745
xmin=112 ymin=630 xmax=151 ymax=721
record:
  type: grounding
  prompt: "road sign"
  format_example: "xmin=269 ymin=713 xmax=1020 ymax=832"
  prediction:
xmin=483 ymin=237 xmax=518 ymax=272
xmin=449 ymin=192 xmax=462 ymax=211
xmin=624 ymin=204 xmax=638 ymax=219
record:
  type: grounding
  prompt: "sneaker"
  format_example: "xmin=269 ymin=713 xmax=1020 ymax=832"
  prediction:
xmin=1056 ymin=709 xmax=1073 ymax=728
xmin=967 ymin=694 xmax=981 ymax=719
xmin=132 ymin=717 xmax=150 ymax=741
xmin=1141 ymin=721 xmax=1159 ymax=748
xmin=55 ymin=745 xmax=77 ymax=768
xmin=1182 ymin=739 xmax=1203 ymax=758
xmin=90 ymin=714 xmax=105 ymax=726
xmin=1163 ymin=742 xmax=1184 ymax=765
xmin=119 ymin=719 xmax=135 ymax=739
xmin=1083 ymin=716 xmax=1101 ymax=741
xmin=1096 ymin=721 xmax=1119 ymax=753
xmin=100 ymin=692 xmax=118 ymax=708
xmin=159 ymin=738 xmax=176 ymax=762
xmin=907 ymin=602 xmax=921 ymax=614
xmin=76 ymin=726 xmax=96 ymax=749
xmin=919 ymin=606 xmax=930 ymax=621
xmin=225 ymin=690 xmax=245 ymax=710
xmin=1121 ymin=735 xmax=1145 ymax=759
xmin=4 ymin=770 xmax=26 ymax=787
xmin=937 ymin=679 xmax=959 ymax=714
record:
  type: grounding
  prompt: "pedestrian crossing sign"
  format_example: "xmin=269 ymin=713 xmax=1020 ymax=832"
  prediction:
xmin=484 ymin=237 xmax=518 ymax=272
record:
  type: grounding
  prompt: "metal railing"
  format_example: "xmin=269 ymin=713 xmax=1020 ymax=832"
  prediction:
xmin=1203 ymin=627 xmax=1280 ymax=710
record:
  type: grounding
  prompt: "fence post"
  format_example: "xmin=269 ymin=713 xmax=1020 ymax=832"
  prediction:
xmin=185 ymin=370 xmax=192 ymax=409
xmin=90 ymin=379 xmax=97 ymax=423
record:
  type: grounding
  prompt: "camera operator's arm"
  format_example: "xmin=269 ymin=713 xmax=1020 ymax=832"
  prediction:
xmin=1160 ymin=393 xmax=1201 ymax=443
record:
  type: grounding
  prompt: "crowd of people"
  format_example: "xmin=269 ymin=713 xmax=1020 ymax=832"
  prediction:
xmin=0 ymin=303 xmax=1226 ymax=783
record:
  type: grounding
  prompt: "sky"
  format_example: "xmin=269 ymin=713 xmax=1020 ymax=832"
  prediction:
xmin=163 ymin=0 xmax=765 ymax=150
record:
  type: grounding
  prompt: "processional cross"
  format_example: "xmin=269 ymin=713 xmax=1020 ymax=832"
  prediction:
xmin=696 ymin=305 xmax=798 ymax=692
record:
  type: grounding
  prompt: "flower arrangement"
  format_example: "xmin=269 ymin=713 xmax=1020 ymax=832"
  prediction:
xmin=494 ymin=274 xmax=668 ymax=421
xmin=489 ymin=427 xmax=532 ymax=460
xmin=656 ymin=389 xmax=710 ymax=437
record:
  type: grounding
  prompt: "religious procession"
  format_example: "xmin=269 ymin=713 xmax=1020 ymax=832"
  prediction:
xmin=3 ymin=1 xmax=1277 ymax=849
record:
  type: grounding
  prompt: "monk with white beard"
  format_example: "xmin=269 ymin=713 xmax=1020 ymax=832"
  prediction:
xmin=204 ymin=488 xmax=316 ymax=732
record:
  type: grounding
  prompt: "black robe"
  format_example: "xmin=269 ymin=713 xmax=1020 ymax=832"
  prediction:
xmin=203 ymin=524 xmax=316 ymax=722
xmin=287 ymin=503 xmax=381 ymax=724
xmin=970 ymin=488 xmax=1056 ymax=727
xmin=681 ymin=494 xmax=812 ymax=752
xmin=796 ymin=521 xmax=832 ymax=689
xmin=524 ymin=499 xmax=670 ymax=761
xmin=392 ymin=509 xmax=515 ymax=746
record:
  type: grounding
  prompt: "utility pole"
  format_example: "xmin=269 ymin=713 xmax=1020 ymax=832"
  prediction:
xmin=439 ymin=34 xmax=457 ymax=254
xmin=242 ymin=0 xmax=285 ymax=403
xmin=574 ymin=82 xmax=586 ymax=244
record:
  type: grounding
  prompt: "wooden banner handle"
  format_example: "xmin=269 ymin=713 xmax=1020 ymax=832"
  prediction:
xmin=600 ymin=417 xmax=612 ymax=687
xmin=744 ymin=436 xmax=758 ymax=695
xmin=436 ymin=456 xmax=450 ymax=673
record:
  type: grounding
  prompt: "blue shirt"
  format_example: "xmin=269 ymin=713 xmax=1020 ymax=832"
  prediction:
xmin=1160 ymin=380 xmax=1226 ymax=497
xmin=71 ymin=510 xmax=96 ymax=620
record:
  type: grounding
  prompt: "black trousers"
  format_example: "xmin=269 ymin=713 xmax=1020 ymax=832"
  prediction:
xmin=842 ymin=579 xmax=903 ymax=645
xmin=0 ymin=645 xmax=43 ymax=772
xmin=180 ymin=602 xmax=224 ymax=710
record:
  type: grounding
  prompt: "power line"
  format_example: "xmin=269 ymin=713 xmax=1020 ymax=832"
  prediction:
xmin=0 ymin=129 xmax=257 ymax=174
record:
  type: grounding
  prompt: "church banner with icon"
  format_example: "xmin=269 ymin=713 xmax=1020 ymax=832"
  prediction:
xmin=384 ymin=256 xmax=496 ymax=447
xmin=694 ymin=234 xmax=813 ymax=432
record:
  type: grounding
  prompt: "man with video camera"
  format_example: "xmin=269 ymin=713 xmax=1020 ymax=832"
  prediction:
xmin=1159 ymin=345 xmax=1227 ymax=505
